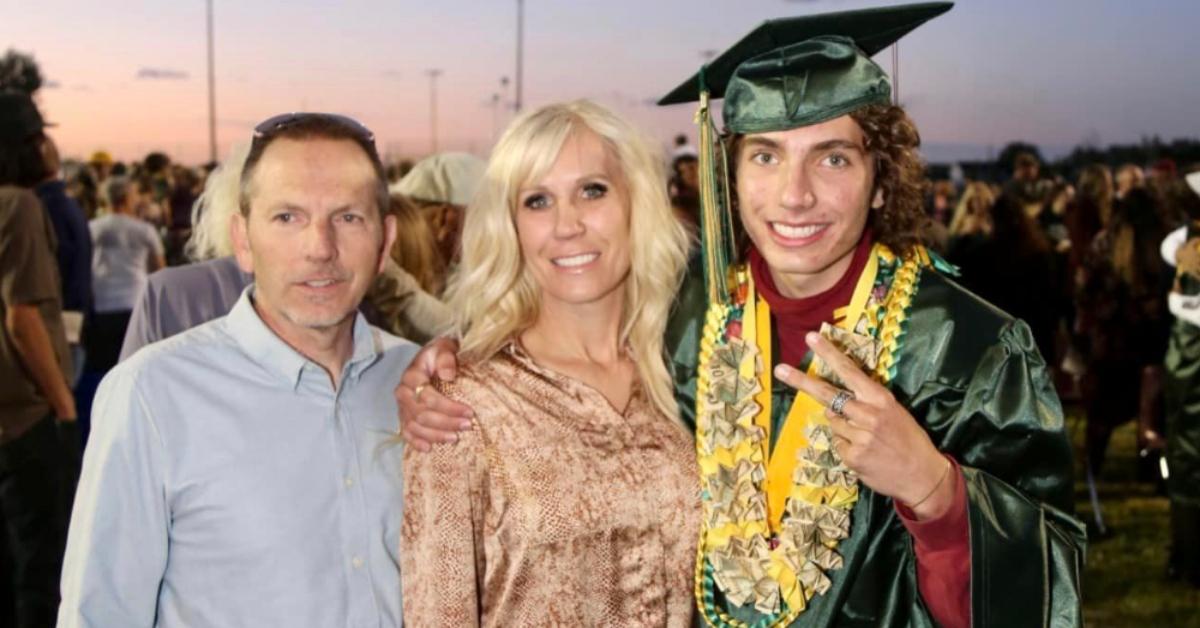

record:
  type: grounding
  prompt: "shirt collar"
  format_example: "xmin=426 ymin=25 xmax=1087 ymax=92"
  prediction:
xmin=225 ymin=286 xmax=381 ymax=390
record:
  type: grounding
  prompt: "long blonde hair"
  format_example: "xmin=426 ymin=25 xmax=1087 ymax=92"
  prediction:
xmin=445 ymin=100 xmax=688 ymax=419
xmin=948 ymin=181 xmax=995 ymax=237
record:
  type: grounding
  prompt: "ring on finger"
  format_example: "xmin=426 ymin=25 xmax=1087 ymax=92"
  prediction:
xmin=414 ymin=384 xmax=427 ymax=402
xmin=829 ymin=389 xmax=855 ymax=417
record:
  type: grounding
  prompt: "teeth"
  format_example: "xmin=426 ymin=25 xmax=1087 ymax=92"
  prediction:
xmin=771 ymin=222 xmax=825 ymax=239
xmin=305 ymin=279 xmax=335 ymax=287
xmin=552 ymin=253 xmax=599 ymax=268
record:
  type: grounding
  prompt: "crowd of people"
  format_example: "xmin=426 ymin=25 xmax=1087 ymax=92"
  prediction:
xmin=1 ymin=2 xmax=1198 ymax=627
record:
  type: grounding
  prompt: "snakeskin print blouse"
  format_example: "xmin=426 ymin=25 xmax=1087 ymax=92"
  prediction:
xmin=401 ymin=342 xmax=700 ymax=627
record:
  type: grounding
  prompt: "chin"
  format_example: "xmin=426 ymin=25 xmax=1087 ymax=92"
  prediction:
xmin=283 ymin=306 xmax=356 ymax=330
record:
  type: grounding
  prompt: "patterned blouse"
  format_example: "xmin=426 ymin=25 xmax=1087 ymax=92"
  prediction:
xmin=401 ymin=342 xmax=700 ymax=627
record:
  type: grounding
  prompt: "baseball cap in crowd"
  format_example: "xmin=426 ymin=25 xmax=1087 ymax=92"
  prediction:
xmin=391 ymin=152 xmax=485 ymax=207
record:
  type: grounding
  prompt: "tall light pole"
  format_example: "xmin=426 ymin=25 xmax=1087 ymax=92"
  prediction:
xmin=515 ymin=0 xmax=524 ymax=113
xmin=425 ymin=69 xmax=443 ymax=153
xmin=205 ymin=0 xmax=217 ymax=163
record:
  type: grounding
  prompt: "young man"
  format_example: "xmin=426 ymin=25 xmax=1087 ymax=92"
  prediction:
xmin=399 ymin=4 xmax=1084 ymax=626
xmin=59 ymin=114 xmax=415 ymax=628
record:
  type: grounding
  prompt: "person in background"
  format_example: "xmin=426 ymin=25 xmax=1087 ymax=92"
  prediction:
xmin=33 ymin=130 xmax=92 ymax=387
xmin=1160 ymin=169 xmax=1200 ymax=586
xmin=391 ymin=152 xmax=485 ymax=271
xmin=669 ymin=153 xmax=700 ymax=234
xmin=1077 ymin=187 xmax=1172 ymax=480
xmin=1115 ymin=162 xmax=1145 ymax=201
xmin=117 ymin=145 xmax=253 ymax=362
xmin=77 ymin=176 xmax=164 ymax=437
xmin=0 ymin=90 xmax=76 ymax=628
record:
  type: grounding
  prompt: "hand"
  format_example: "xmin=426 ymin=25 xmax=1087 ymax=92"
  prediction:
xmin=394 ymin=337 xmax=473 ymax=451
xmin=773 ymin=332 xmax=954 ymax=520
xmin=1140 ymin=429 xmax=1166 ymax=451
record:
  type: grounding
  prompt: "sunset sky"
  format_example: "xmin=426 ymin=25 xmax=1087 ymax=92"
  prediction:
xmin=6 ymin=0 xmax=1198 ymax=165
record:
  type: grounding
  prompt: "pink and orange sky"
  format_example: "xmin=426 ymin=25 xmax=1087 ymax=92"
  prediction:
xmin=6 ymin=0 xmax=1198 ymax=165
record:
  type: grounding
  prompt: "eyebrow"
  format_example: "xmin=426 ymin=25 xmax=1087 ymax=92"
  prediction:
xmin=811 ymin=139 xmax=866 ymax=153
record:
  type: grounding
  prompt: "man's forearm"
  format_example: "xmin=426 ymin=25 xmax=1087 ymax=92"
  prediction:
xmin=6 ymin=304 xmax=75 ymax=419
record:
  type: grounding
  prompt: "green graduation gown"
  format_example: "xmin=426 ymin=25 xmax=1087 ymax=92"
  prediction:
xmin=666 ymin=256 xmax=1086 ymax=627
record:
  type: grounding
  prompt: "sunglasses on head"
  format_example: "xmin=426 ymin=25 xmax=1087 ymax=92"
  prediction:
xmin=251 ymin=112 xmax=375 ymax=143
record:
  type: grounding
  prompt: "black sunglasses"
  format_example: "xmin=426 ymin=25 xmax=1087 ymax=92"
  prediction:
xmin=252 ymin=112 xmax=375 ymax=143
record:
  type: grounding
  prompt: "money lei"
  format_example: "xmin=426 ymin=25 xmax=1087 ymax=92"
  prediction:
xmin=694 ymin=246 xmax=931 ymax=628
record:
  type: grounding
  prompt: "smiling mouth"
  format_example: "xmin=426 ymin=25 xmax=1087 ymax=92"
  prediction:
xmin=298 ymin=278 xmax=343 ymax=288
xmin=551 ymin=253 xmax=600 ymax=268
xmin=770 ymin=222 xmax=828 ymax=240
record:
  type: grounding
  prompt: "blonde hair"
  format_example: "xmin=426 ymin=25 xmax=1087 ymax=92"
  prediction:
xmin=445 ymin=100 xmax=689 ymax=419
xmin=948 ymin=181 xmax=995 ymax=237
xmin=185 ymin=142 xmax=249 ymax=261
xmin=388 ymin=193 xmax=446 ymax=295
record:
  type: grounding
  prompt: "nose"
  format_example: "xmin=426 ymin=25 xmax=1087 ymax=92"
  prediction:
xmin=302 ymin=219 xmax=337 ymax=261
xmin=552 ymin=198 xmax=586 ymax=239
xmin=779 ymin=161 xmax=817 ymax=212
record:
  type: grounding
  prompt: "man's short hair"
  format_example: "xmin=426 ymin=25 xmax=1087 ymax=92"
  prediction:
xmin=105 ymin=176 xmax=134 ymax=209
xmin=238 ymin=114 xmax=389 ymax=220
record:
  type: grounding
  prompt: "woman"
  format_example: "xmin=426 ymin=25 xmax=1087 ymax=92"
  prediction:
xmin=400 ymin=100 xmax=697 ymax=627
xmin=1078 ymin=187 xmax=1172 ymax=476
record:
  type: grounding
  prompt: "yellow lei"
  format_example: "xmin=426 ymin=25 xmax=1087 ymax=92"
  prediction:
xmin=695 ymin=244 xmax=932 ymax=627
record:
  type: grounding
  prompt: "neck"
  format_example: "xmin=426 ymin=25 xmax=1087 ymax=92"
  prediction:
xmin=522 ymin=290 xmax=625 ymax=366
xmin=252 ymin=299 xmax=356 ymax=389
xmin=768 ymin=247 xmax=858 ymax=299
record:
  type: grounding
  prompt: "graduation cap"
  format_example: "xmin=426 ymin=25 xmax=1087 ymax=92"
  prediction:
xmin=659 ymin=2 xmax=952 ymax=134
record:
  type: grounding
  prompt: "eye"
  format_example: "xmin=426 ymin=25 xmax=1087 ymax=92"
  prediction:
xmin=581 ymin=182 xmax=608 ymax=200
xmin=749 ymin=151 xmax=778 ymax=166
xmin=339 ymin=212 xmax=365 ymax=224
xmin=522 ymin=193 xmax=551 ymax=210
xmin=271 ymin=211 xmax=295 ymax=224
xmin=824 ymin=152 xmax=851 ymax=168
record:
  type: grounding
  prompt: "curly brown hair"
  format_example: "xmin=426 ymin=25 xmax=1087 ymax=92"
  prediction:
xmin=723 ymin=104 xmax=929 ymax=257
xmin=848 ymin=104 xmax=929 ymax=256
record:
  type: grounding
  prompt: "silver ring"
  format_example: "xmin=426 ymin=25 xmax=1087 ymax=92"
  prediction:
xmin=413 ymin=384 xmax=427 ymax=402
xmin=829 ymin=389 xmax=855 ymax=417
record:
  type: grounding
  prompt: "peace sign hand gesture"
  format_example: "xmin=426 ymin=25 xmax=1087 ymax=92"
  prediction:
xmin=774 ymin=332 xmax=956 ymax=521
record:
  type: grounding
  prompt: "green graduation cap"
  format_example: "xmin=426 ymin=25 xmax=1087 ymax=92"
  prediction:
xmin=659 ymin=2 xmax=952 ymax=134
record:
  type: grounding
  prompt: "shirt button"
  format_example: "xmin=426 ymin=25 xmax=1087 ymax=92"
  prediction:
xmin=352 ymin=556 xmax=364 ymax=569
xmin=344 ymin=477 xmax=354 ymax=488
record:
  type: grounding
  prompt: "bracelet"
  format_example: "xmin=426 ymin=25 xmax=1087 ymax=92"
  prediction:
xmin=906 ymin=458 xmax=952 ymax=510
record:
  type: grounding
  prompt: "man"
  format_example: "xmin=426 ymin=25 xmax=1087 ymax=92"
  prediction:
xmin=399 ymin=3 xmax=1084 ymax=627
xmin=59 ymin=113 xmax=415 ymax=628
xmin=0 ymin=90 xmax=77 ymax=628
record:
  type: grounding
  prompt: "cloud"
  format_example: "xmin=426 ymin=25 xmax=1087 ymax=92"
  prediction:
xmin=137 ymin=67 xmax=189 ymax=80
xmin=381 ymin=70 xmax=403 ymax=79
xmin=43 ymin=79 xmax=61 ymax=89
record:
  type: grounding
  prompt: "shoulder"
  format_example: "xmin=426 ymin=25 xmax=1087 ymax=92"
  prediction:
xmin=434 ymin=351 xmax=524 ymax=409
xmin=901 ymin=269 xmax=1038 ymax=382
xmin=117 ymin=314 xmax=238 ymax=380
xmin=370 ymin=325 xmax=421 ymax=371
xmin=0 ymin=186 xmax=45 ymax=230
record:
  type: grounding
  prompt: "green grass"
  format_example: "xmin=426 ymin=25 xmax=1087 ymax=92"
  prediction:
xmin=1069 ymin=412 xmax=1200 ymax=626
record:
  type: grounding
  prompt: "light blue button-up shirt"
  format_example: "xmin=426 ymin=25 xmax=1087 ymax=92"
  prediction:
xmin=59 ymin=288 xmax=416 ymax=628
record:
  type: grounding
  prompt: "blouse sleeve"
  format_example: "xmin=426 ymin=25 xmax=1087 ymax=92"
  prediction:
xmin=400 ymin=383 xmax=488 ymax=627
